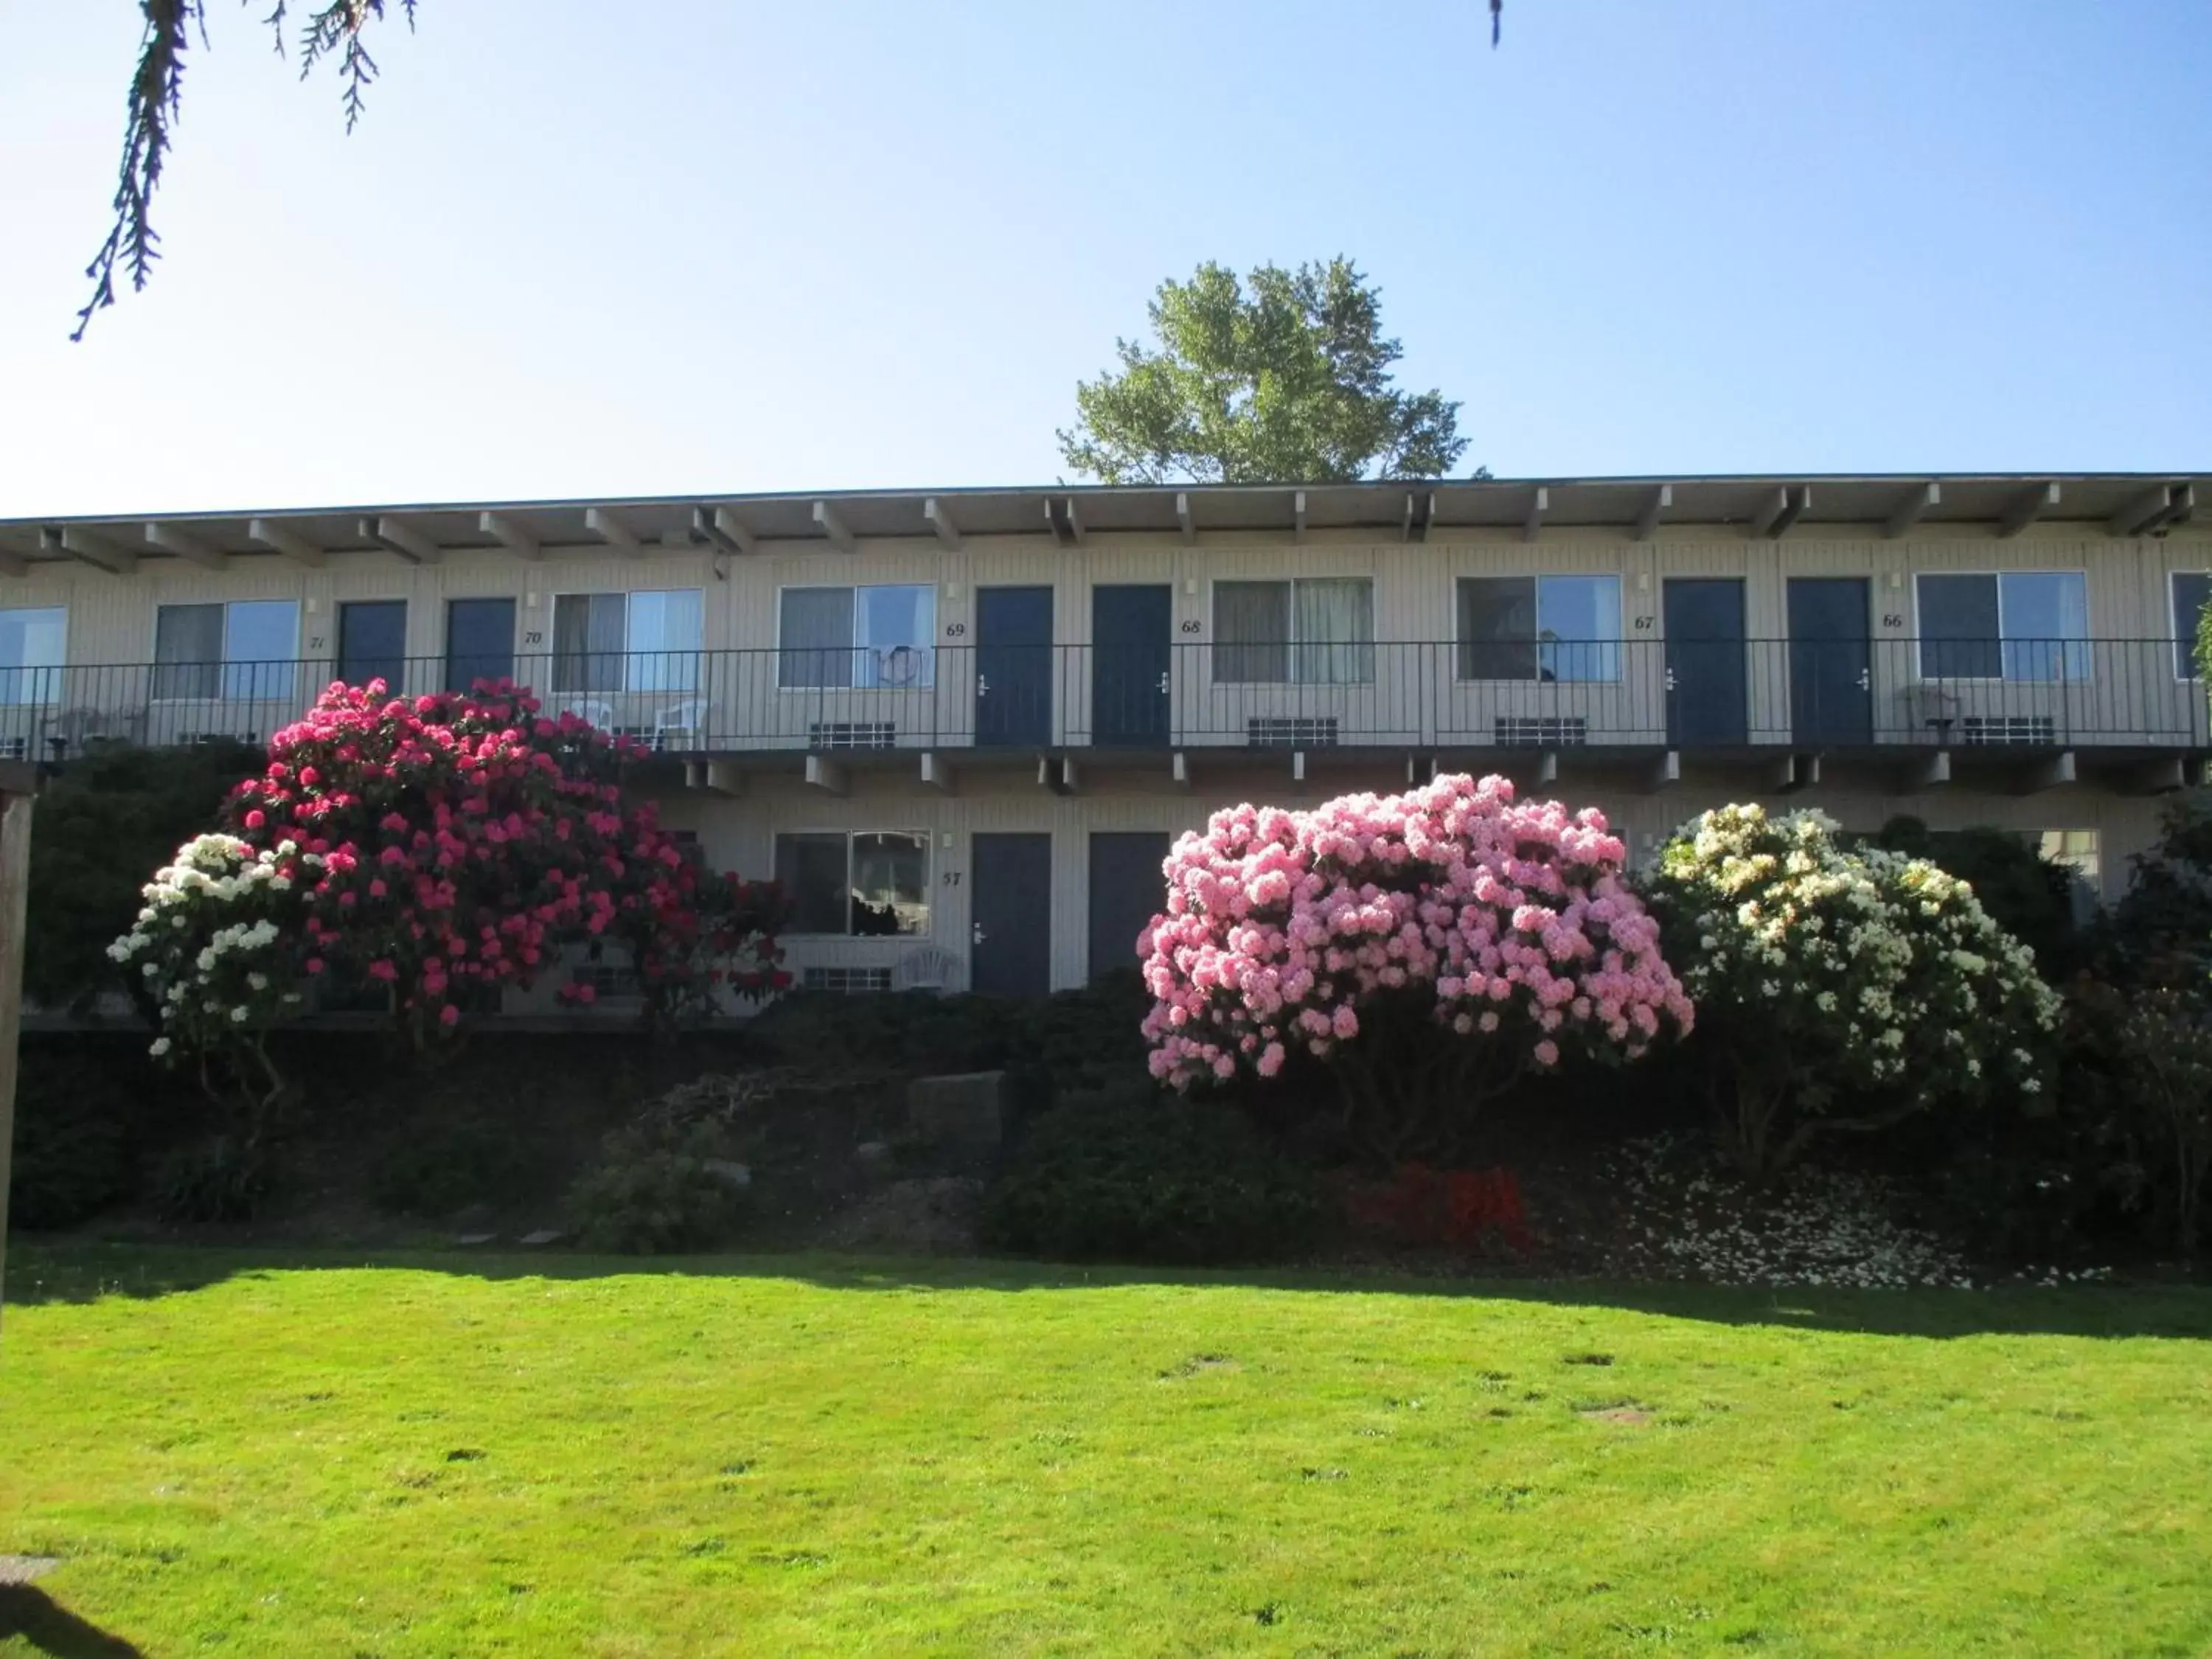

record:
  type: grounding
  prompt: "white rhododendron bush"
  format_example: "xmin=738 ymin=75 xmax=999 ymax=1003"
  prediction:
xmin=1648 ymin=804 xmax=2061 ymax=1175
xmin=1138 ymin=773 xmax=1692 ymax=1161
xmin=109 ymin=832 xmax=319 ymax=1105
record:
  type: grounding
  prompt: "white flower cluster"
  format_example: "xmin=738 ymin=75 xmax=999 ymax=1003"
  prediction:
xmin=1655 ymin=804 xmax=2059 ymax=1105
xmin=1598 ymin=1135 xmax=1978 ymax=1289
xmin=108 ymin=833 xmax=319 ymax=1060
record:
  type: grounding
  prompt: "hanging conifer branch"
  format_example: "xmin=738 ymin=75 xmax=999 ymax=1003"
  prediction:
xmin=73 ymin=0 xmax=418 ymax=342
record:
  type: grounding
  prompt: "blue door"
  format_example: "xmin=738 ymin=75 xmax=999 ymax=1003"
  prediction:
xmin=972 ymin=832 xmax=1051 ymax=994
xmin=1088 ymin=832 xmax=1169 ymax=983
xmin=976 ymin=587 xmax=1053 ymax=748
xmin=338 ymin=600 xmax=407 ymax=694
xmin=1788 ymin=579 xmax=1873 ymax=745
xmin=1091 ymin=585 xmax=1171 ymax=746
xmin=445 ymin=598 xmax=515 ymax=694
xmin=1663 ymin=579 xmax=1747 ymax=746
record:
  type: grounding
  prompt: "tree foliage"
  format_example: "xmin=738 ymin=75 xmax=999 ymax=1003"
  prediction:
xmin=1059 ymin=258 xmax=1475 ymax=485
xmin=25 ymin=737 xmax=265 ymax=1012
xmin=77 ymin=1 xmax=418 ymax=341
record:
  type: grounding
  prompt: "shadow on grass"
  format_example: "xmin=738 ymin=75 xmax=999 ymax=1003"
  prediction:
xmin=6 ymin=1238 xmax=2210 ymax=1341
xmin=0 ymin=1586 xmax=145 ymax=1658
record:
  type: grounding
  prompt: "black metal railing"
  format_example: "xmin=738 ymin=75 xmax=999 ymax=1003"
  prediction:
xmin=0 ymin=639 xmax=2203 ymax=759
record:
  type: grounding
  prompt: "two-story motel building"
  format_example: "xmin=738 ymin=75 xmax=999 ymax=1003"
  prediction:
xmin=1 ymin=473 xmax=2203 ymax=1010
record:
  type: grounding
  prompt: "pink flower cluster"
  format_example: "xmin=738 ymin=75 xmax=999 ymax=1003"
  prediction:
xmin=225 ymin=678 xmax=787 ymax=1034
xmin=1138 ymin=773 xmax=1693 ymax=1088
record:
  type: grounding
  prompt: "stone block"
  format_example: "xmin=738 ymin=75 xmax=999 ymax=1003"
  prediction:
xmin=907 ymin=1071 xmax=1005 ymax=1149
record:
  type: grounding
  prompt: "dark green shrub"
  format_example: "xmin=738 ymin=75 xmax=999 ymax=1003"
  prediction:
xmin=751 ymin=973 xmax=1150 ymax=1103
xmin=1868 ymin=817 xmax=2082 ymax=980
xmin=982 ymin=1084 xmax=1324 ymax=1265
xmin=7 ymin=1092 xmax=131 ymax=1232
xmin=567 ymin=1121 xmax=748 ymax=1253
xmin=4 ymin=1045 xmax=173 ymax=1231
xmin=370 ymin=1116 xmax=532 ymax=1217
xmin=26 ymin=739 xmax=264 ymax=1013
xmin=156 ymin=1135 xmax=276 ymax=1223
xmin=2103 ymin=789 xmax=2212 ymax=984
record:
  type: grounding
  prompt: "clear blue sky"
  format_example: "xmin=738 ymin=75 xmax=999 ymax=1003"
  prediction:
xmin=1 ymin=1 xmax=2206 ymax=518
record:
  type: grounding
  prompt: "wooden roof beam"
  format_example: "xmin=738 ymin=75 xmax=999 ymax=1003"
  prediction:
xmin=479 ymin=512 xmax=543 ymax=562
xmin=248 ymin=518 xmax=326 ymax=568
xmin=1633 ymin=483 xmax=1672 ymax=543
xmin=144 ymin=522 xmax=229 ymax=571
xmin=361 ymin=516 xmax=444 ymax=566
xmin=1521 ymin=486 xmax=1548 ymax=544
xmin=1749 ymin=484 xmax=1809 ymax=540
xmin=924 ymin=498 xmax=961 ymax=549
xmin=692 ymin=507 xmax=754 ymax=559
xmin=2112 ymin=481 xmax=2193 ymax=538
xmin=42 ymin=526 xmax=135 ymax=575
xmin=1997 ymin=481 xmax=2060 ymax=539
xmin=1882 ymin=481 xmax=1940 ymax=540
xmin=584 ymin=507 xmax=641 ymax=555
xmin=813 ymin=500 xmax=856 ymax=553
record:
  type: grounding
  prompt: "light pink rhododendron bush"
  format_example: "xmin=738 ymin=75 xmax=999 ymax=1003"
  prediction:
xmin=1138 ymin=773 xmax=1692 ymax=1160
xmin=113 ymin=679 xmax=789 ymax=1106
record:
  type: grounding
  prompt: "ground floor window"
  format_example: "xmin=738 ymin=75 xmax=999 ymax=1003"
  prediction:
xmin=2039 ymin=828 xmax=2102 ymax=925
xmin=773 ymin=830 xmax=931 ymax=936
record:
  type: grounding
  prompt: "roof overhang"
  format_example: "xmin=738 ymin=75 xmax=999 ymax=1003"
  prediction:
xmin=0 ymin=473 xmax=2203 ymax=572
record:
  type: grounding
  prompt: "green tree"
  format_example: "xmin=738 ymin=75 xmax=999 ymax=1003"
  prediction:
xmin=1058 ymin=259 xmax=1477 ymax=486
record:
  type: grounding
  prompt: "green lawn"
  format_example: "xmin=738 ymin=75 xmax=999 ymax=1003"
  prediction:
xmin=1 ymin=1248 xmax=2208 ymax=1657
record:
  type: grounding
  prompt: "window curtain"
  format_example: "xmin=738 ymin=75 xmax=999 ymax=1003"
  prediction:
xmin=779 ymin=588 xmax=855 ymax=689
xmin=1918 ymin=575 xmax=2001 ymax=681
xmin=773 ymin=832 xmax=851 ymax=933
xmin=554 ymin=594 xmax=627 ymax=694
xmin=1293 ymin=579 xmax=1374 ymax=685
xmin=625 ymin=589 xmax=703 ymax=694
xmin=154 ymin=604 xmax=223 ymax=701
xmin=2000 ymin=572 xmax=2090 ymax=684
xmin=856 ymin=585 xmax=934 ymax=688
xmin=1213 ymin=582 xmax=1287 ymax=684
xmin=1458 ymin=578 xmax=1537 ymax=680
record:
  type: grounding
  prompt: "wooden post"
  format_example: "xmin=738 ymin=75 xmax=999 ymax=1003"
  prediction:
xmin=0 ymin=760 xmax=42 ymax=1340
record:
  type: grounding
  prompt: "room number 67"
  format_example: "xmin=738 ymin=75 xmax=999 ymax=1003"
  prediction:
xmin=942 ymin=871 xmax=962 ymax=886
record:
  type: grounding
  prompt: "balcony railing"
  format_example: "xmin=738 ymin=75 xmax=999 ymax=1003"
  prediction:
xmin=0 ymin=639 xmax=2205 ymax=761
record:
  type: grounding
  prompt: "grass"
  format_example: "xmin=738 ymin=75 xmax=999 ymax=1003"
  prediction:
xmin=2 ymin=1246 xmax=2210 ymax=1657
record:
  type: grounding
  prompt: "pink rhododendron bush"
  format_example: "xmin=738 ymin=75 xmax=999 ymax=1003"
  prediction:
xmin=112 ymin=679 xmax=788 ymax=1103
xmin=1138 ymin=772 xmax=1693 ymax=1161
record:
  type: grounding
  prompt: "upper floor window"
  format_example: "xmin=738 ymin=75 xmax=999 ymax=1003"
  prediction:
xmin=1916 ymin=572 xmax=2089 ymax=683
xmin=1457 ymin=575 xmax=1621 ymax=683
xmin=779 ymin=585 xmax=935 ymax=689
xmin=0 ymin=608 xmax=66 ymax=706
xmin=553 ymin=590 xmax=702 ymax=693
xmin=773 ymin=830 xmax=931 ymax=936
xmin=155 ymin=600 xmax=299 ymax=700
xmin=2172 ymin=572 xmax=2211 ymax=680
xmin=1213 ymin=578 xmax=1374 ymax=685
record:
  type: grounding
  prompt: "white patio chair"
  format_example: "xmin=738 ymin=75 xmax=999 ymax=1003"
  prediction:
xmin=559 ymin=698 xmax=616 ymax=730
xmin=891 ymin=945 xmax=963 ymax=994
xmin=653 ymin=698 xmax=709 ymax=751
